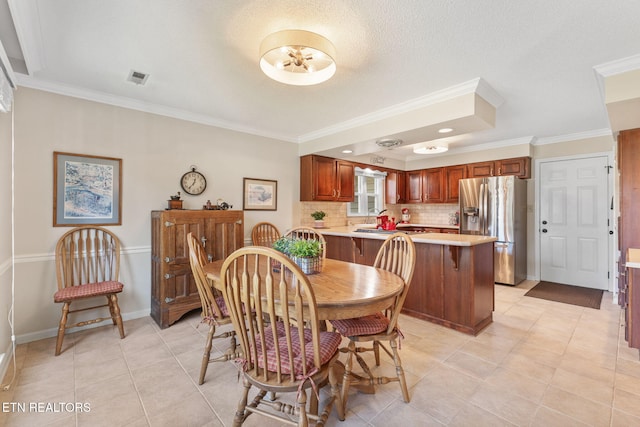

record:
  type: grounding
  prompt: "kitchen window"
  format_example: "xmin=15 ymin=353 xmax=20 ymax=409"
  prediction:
xmin=348 ymin=167 xmax=386 ymax=217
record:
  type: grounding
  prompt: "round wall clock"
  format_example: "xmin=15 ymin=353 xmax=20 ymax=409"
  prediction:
xmin=180 ymin=167 xmax=207 ymax=195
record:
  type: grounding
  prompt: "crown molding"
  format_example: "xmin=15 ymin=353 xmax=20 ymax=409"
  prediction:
xmin=298 ymin=77 xmax=500 ymax=143
xmin=593 ymin=54 xmax=640 ymax=105
xmin=533 ymin=128 xmax=613 ymax=145
xmin=14 ymin=74 xmax=299 ymax=143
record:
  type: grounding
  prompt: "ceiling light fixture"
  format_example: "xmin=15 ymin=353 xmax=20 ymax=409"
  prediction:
xmin=259 ymin=30 xmax=336 ymax=86
xmin=438 ymin=127 xmax=453 ymax=133
xmin=413 ymin=141 xmax=449 ymax=154
xmin=341 ymin=149 xmax=353 ymax=154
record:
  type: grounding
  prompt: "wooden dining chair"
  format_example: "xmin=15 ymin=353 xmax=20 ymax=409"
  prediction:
xmin=284 ymin=226 xmax=327 ymax=259
xmin=251 ymin=222 xmax=281 ymax=247
xmin=220 ymin=246 xmax=344 ymax=427
xmin=186 ymin=232 xmax=240 ymax=385
xmin=329 ymin=232 xmax=416 ymax=410
xmin=53 ymin=226 xmax=126 ymax=356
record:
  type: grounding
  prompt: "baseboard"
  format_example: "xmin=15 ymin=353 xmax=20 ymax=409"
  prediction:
xmin=15 ymin=309 xmax=150 ymax=345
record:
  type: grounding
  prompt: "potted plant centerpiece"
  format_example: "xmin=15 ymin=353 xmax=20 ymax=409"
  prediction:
xmin=288 ymin=238 xmax=323 ymax=274
xmin=271 ymin=236 xmax=293 ymax=272
xmin=311 ymin=211 xmax=326 ymax=228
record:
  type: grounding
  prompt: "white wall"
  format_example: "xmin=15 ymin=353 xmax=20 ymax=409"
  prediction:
xmin=9 ymin=87 xmax=299 ymax=344
xmin=0 ymin=102 xmax=14 ymax=375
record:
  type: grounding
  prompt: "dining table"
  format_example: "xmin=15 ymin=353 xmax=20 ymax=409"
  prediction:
xmin=203 ymin=257 xmax=405 ymax=321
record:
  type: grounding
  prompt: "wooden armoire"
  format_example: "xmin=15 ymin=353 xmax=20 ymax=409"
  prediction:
xmin=150 ymin=210 xmax=244 ymax=328
xmin=618 ymin=129 xmax=640 ymax=350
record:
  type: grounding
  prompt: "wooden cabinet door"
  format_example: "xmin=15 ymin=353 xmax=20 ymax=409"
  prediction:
xmin=385 ymin=170 xmax=405 ymax=204
xmin=325 ymin=235 xmax=355 ymax=263
xmin=205 ymin=210 xmax=244 ymax=261
xmin=445 ymin=165 xmax=466 ymax=203
xmin=497 ymin=157 xmax=531 ymax=179
xmin=424 ymin=168 xmax=444 ymax=202
xmin=335 ymin=160 xmax=355 ymax=202
xmin=467 ymin=161 xmax=495 ymax=178
xmin=312 ymin=156 xmax=338 ymax=201
xmin=405 ymin=170 xmax=424 ymax=203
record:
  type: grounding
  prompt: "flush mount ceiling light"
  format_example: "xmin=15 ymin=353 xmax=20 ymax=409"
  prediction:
xmin=438 ymin=127 xmax=453 ymax=134
xmin=259 ymin=30 xmax=336 ymax=86
xmin=413 ymin=141 xmax=449 ymax=154
xmin=375 ymin=138 xmax=403 ymax=149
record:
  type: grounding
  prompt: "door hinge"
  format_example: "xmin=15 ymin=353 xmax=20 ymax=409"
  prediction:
xmin=608 ymin=271 xmax=610 ymax=279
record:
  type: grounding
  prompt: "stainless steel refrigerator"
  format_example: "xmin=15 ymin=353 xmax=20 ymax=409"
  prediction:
xmin=459 ymin=176 xmax=527 ymax=285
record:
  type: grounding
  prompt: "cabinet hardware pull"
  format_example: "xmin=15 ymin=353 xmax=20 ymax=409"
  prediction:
xmin=200 ymin=236 xmax=207 ymax=247
xmin=332 ymin=189 xmax=336 ymax=197
xmin=164 ymin=297 xmax=175 ymax=303
xmin=164 ymin=257 xmax=174 ymax=263
xmin=490 ymin=168 xmax=494 ymax=176
xmin=208 ymin=254 xmax=213 ymax=262
xmin=498 ymin=167 xmax=502 ymax=175
xmin=164 ymin=273 xmax=174 ymax=279
xmin=236 ymin=219 xmax=242 ymax=224
xmin=164 ymin=221 xmax=174 ymax=227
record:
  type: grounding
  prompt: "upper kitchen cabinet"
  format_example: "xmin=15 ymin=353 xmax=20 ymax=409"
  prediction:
xmin=467 ymin=157 xmax=531 ymax=179
xmin=444 ymin=165 xmax=467 ymax=203
xmin=385 ymin=170 xmax=406 ymax=205
xmin=300 ymin=155 xmax=355 ymax=202
xmin=405 ymin=168 xmax=444 ymax=203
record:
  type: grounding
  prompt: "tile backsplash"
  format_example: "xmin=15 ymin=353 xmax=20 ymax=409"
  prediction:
xmin=299 ymin=202 xmax=459 ymax=227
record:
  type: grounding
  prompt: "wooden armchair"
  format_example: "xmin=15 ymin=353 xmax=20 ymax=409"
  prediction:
xmin=251 ymin=222 xmax=281 ymax=247
xmin=53 ymin=226 xmax=126 ymax=355
xmin=329 ymin=232 xmax=416 ymax=411
xmin=186 ymin=232 xmax=240 ymax=385
xmin=220 ymin=246 xmax=344 ymax=426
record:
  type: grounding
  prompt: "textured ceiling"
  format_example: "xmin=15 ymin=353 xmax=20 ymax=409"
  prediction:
xmin=2 ymin=0 xmax=640 ymax=165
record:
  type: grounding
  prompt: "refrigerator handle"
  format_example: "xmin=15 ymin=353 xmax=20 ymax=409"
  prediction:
xmin=479 ymin=182 xmax=485 ymax=235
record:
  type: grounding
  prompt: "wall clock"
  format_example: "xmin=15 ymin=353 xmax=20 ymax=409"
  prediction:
xmin=180 ymin=167 xmax=207 ymax=195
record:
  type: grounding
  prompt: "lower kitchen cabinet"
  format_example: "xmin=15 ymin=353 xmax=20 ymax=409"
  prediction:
xmin=325 ymin=233 xmax=494 ymax=335
xmin=150 ymin=209 xmax=244 ymax=328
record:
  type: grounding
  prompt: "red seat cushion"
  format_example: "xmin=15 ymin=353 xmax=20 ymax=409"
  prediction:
xmin=253 ymin=322 xmax=341 ymax=375
xmin=330 ymin=312 xmax=390 ymax=337
xmin=54 ymin=281 xmax=124 ymax=303
xmin=211 ymin=296 xmax=230 ymax=317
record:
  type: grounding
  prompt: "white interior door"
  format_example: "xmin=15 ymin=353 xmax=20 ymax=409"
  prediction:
xmin=539 ymin=156 xmax=610 ymax=289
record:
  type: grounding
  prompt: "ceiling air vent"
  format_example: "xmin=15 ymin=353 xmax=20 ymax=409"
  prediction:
xmin=127 ymin=70 xmax=149 ymax=85
xmin=375 ymin=138 xmax=402 ymax=149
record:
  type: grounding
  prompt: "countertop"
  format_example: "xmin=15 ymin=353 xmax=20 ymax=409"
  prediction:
xmin=318 ymin=225 xmax=496 ymax=247
xmin=627 ymin=248 xmax=640 ymax=269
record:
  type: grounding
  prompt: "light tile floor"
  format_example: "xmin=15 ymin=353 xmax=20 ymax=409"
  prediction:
xmin=2 ymin=280 xmax=640 ymax=426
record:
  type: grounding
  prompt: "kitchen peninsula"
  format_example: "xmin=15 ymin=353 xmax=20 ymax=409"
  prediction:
xmin=321 ymin=226 xmax=496 ymax=335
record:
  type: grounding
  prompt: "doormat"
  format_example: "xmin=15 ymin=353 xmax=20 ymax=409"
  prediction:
xmin=524 ymin=281 xmax=603 ymax=309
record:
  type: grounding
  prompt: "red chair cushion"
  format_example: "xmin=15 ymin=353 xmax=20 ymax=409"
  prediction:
xmin=54 ymin=281 xmax=124 ymax=303
xmin=212 ymin=296 xmax=230 ymax=317
xmin=254 ymin=322 xmax=341 ymax=375
xmin=330 ymin=312 xmax=390 ymax=337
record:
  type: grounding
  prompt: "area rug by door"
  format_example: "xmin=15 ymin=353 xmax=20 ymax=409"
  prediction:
xmin=524 ymin=281 xmax=603 ymax=309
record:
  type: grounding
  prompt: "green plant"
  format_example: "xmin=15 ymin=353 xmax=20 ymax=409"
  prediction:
xmin=288 ymin=239 xmax=322 ymax=258
xmin=311 ymin=211 xmax=326 ymax=220
xmin=272 ymin=236 xmax=293 ymax=255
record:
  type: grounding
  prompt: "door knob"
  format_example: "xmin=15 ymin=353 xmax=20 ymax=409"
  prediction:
xmin=542 ymin=220 xmax=548 ymax=225
xmin=542 ymin=229 xmax=548 ymax=233
xmin=609 ymin=230 xmax=614 ymax=235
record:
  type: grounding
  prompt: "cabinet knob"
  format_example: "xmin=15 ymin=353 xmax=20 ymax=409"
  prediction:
xmin=164 ymin=273 xmax=174 ymax=279
xmin=164 ymin=297 xmax=175 ymax=303
xmin=164 ymin=221 xmax=174 ymax=227
xmin=164 ymin=257 xmax=174 ymax=263
xmin=200 ymin=236 xmax=207 ymax=248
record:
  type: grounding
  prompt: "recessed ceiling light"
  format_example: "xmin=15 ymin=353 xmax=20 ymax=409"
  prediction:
xmin=438 ymin=128 xmax=453 ymax=134
xmin=341 ymin=149 xmax=353 ymax=154
xmin=413 ymin=141 xmax=449 ymax=154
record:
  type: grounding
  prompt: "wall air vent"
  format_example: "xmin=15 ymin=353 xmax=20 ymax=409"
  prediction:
xmin=375 ymin=138 xmax=402 ymax=149
xmin=127 ymin=70 xmax=150 ymax=85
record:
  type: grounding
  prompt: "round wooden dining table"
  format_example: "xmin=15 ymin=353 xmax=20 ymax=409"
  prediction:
xmin=203 ymin=257 xmax=405 ymax=321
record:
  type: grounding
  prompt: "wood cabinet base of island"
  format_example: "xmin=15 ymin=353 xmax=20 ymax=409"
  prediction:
xmin=402 ymin=242 xmax=494 ymax=335
xmin=325 ymin=234 xmax=494 ymax=335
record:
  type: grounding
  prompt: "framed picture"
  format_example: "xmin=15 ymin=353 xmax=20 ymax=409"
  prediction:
xmin=243 ymin=178 xmax=277 ymax=211
xmin=53 ymin=152 xmax=122 ymax=226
